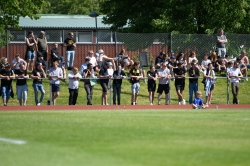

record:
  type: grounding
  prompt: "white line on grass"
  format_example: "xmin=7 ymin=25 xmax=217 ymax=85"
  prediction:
xmin=0 ymin=137 xmax=27 ymax=145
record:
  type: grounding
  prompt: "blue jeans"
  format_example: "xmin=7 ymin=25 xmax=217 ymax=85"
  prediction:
xmin=32 ymin=83 xmax=45 ymax=105
xmin=1 ymin=86 xmax=11 ymax=99
xmin=16 ymin=84 xmax=28 ymax=101
xmin=66 ymin=51 xmax=75 ymax=68
xmin=189 ymin=82 xmax=198 ymax=104
xmin=113 ymin=83 xmax=121 ymax=105
xmin=26 ymin=51 xmax=36 ymax=60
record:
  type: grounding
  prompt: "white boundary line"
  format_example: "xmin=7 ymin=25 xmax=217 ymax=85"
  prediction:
xmin=0 ymin=137 xmax=27 ymax=145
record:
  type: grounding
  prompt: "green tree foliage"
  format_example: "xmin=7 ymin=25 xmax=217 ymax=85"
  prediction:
xmin=100 ymin=0 xmax=250 ymax=34
xmin=42 ymin=0 xmax=104 ymax=14
xmin=0 ymin=0 xmax=49 ymax=47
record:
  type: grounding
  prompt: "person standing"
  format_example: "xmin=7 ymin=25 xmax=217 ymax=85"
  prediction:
xmin=229 ymin=62 xmax=243 ymax=104
xmin=83 ymin=63 xmax=95 ymax=105
xmin=36 ymin=31 xmax=48 ymax=61
xmin=25 ymin=31 xmax=37 ymax=71
xmin=0 ymin=64 xmax=15 ymax=106
xmin=203 ymin=63 xmax=216 ymax=106
xmin=14 ymin=63 xmax=29 ymax=106
xmin=64 ymin=32 xmax=76 ymax=70
xmin=188 ymin=62 xmax=200 ymax=104
xmin=157 ymin=62 xmax=171 ymax=105
xmin=147 ymin=65 xmax=157 ymax=105
xmin=99 ymin=62 xmax=112 ymax=105
xmin=112 ymin=64 xmax=125 ymax=105
xmin=68 ymin=67 xmax=82 ymax=105
xmin=217 ymin=29 xmax=227 ymax=58
xmin=49 ymin=61 xmax=63 ymax=105
xmin=129 ymin=61 xmax=143 ymax=105
xmin=31 ymin=62 xmax=46 ymax=106
xmin=173 ymin=62 xmax=186 ymax=105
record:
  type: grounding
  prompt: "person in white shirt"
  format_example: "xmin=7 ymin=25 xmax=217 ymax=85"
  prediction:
xmin=86 ymin=50 xmax=99 ymax=72
xmin=68 ymin=67 xmax=82 ymax=105
xmin=48 ymin=61 xmax=63 ymax=105
xmin=12 ymin=54 xmax=27 ymax=70
xmin=229 ymin=62 xmax=243 ymax=104
xmin=201 ymin=55 xmax=211 ymax=71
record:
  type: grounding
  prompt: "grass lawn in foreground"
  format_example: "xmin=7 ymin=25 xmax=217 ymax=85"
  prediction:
xmin=0 ymin=110 xmax=250 ymax=166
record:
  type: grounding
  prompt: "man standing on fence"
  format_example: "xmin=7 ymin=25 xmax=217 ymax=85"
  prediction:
xmin=217 ymin=29 xmax=227 ymax=58
xmin=229 ymin=62 xmax=243 ymax=104
xmin=64 ymin=32 xmax=76 ymax=70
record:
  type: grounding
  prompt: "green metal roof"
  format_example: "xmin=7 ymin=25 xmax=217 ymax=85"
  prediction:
xmin=18 ymin=14 xmax=111 ymax=29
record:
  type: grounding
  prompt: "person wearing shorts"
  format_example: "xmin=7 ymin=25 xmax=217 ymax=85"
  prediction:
xmin=129 ymin=61 xmax=142 ymax=105
xmin=99 ymin=62 xmax=111 ymax=105
xmin=157 ymin=62 xmax=171 ymax=105
xmin=25 ymin=31 xmax=37 ymax=71
xmin=147 ymin=65 xmax=157 ymax=105
xmin=173 ymin=62 xmax=186 ymax=105
xmin=49 ymin=61 xmax=63 ymax=105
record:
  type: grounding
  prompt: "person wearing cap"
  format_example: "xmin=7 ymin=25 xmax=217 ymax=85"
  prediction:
xmin=217 ymin=29 xmax=227 ymax=58
xmin=35 ymin=54 xmax=47 ymax=71
xmin=0 ymin=64 xmax=15 ymax=106
xmin=14 ymin=63 xmax=29 ymax=106
xmin=129 ymin=61 xmax=143 ymax=105
xmin=173 ymin=62 xmax=187 ymax=105
xmin=157 ymin=62 xmax=171 ymax=105
xmin=30 ymin=62 xmax=46 ymax=106
xmin=97 ymin=49 xmax=115 ymax=69
xmin=25 ymin=31 xmax=37 ymax=71
xmin=68 ymin=67 xmax=82 ymax=105
xmin=83 ymin=63 xmax=95 ymax=105
xmin=64 ymin=32 xmax=76 ymax=70
xmin=86 ymin=50 xmax=99 ymax=71
xmin=99 ymin=61 xmax=112 ymax=105
xmin=11 ymin=54 xmax=27 ymax=71
xmin=36 ymin=31 xmax=48 ymax=61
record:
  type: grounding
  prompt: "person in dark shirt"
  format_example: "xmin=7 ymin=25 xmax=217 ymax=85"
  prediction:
xmin=112 ymin=64 xmax=125 ymax=105
xmin=64 ymin=32 xmax=76 ymax=70
xmin=129 ymin=61 xmax=143 ymax=105
xmin=155 ymin=51 xmax=165 ymax=69
xmin=35 ymin=54 xmax=47 ymax=71
xmin=83 ymin=63 xmax=95 ymax=105
xmin=51 ymin=43 xmax=64 ymax=68
xmin=188 ymin=62 xmax=200 ymax=104
xmin=25 ymin=31 xmax=37 ymax=71
xmin=147 ymin=65 xmax=157 ymax=105
xmin=0 ymin=64 xmax=15 ymax=106
xmin=30 ymin=62 xmax=46 ymax=106
xmin=14 ymin=63 xmax=29 ymax=106
xmin=173 ymin=62 xmax=186 ymax=105
xmin=99 ymin=62 xmax=112 ymax=105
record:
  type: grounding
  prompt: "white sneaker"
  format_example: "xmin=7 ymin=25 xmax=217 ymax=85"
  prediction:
xmin=150 ymin=103 xmax=153 ymax=105
xmin=178 ymin=102 xmax=181 ymax=105
xmin=37 ymin=103 xmax=41 ymax=106
xmin=182 ymin=99 xmax=186 ymax=105
xmin=133 ymin=102 xmax=135 ymax=105
xmin=246 ymin=77 xmax=248 ymax=81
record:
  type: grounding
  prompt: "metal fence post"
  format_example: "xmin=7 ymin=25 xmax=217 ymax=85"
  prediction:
xmin=227 ymin=78 xmax=230 ymax=104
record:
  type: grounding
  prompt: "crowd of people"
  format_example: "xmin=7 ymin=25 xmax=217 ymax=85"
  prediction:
xmin=0 ymin=29 xmax=249 ymax=107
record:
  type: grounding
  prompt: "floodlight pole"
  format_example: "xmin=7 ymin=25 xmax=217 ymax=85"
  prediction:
xmin=89 ymin=11 xmax=99 ymax=52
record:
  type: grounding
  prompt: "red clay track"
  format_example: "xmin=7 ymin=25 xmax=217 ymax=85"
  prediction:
xmin=0 ymin=104 xmax=249 ymax=111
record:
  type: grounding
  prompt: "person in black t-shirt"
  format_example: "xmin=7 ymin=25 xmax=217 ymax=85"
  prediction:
xmin=30 ymin=62 xmax=46 ymax=106
xmin=14 ymin=64 xmax=29 ymax=106
xmin=0 ymin=64 xmax=15 ymax=106
xmin=25 ymin=31 xmax=37 ymax=71
xmin=112 ymin=64 xmax=125 ymax=105
xmin=147 ymin=65 xmax=157 ymax=105
xmin=99 ymin=62 xmax=112 ymax=105
xmin=51 ymin=43 xmax=64 ymax=68
xmin=188 ymin=62 xmax=200 ymax=104
xmin=64 ymin=32 xmax=76 ymax=70
xmin=173 ymin=63 xmax=186 ymax=105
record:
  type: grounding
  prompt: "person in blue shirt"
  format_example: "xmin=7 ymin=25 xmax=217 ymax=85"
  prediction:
xmin=192 ymin=91 xmax=207 ymax=109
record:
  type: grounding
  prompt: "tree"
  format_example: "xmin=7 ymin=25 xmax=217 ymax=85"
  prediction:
xmin=100 ymin=0 xmax=250 ymax=34
xmin=0 ymin=0 xmax=49 ymax=47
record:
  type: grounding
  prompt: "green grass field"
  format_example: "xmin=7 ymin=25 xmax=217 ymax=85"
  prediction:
xmin=1 ymin=109 xmax=250 ymax=166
